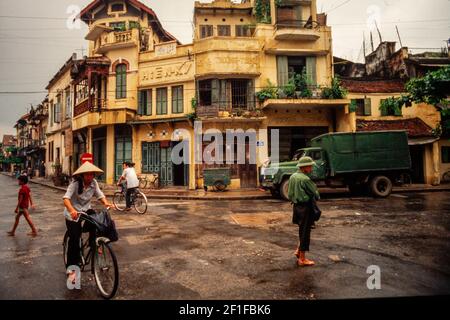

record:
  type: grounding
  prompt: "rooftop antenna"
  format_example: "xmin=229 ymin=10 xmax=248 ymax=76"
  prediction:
xmin=75 ymin=47 xmax=86 ymax=58
xmin=374 ymin=20 xmax=382 ymax=44
xmin=363 ymin=32 xmax=367 ymax=60
xmin=370 ymin=31 xmax=374 ymax=52
xmin=395 ymin=25 xmax=403 ymax=48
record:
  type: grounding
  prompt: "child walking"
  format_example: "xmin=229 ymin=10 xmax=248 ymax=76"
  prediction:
xmin=7 ymin=175 xmax=38 ymax=237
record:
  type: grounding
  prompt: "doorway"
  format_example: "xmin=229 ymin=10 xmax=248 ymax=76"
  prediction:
xmin=409 ymin=145 xmax=425 ymax=183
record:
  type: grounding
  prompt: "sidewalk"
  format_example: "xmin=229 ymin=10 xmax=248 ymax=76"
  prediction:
xmin=2 ymin=172 xmax=450 ymax=200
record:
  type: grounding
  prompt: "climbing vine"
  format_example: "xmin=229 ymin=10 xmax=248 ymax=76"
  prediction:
xmin=254 ymin=0 xmax=272 ymax=24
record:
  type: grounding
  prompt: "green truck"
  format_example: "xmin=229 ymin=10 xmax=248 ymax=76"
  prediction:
xmin=260 ymin=131 xmax=412 ymax=199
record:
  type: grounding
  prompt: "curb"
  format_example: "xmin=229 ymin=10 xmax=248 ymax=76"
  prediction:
xmin=2 ymin=172 xmax=449 ymax=199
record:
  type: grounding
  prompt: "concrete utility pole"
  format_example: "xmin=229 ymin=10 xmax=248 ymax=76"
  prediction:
xmin=396 ymin=25 xmax=403 ymax=48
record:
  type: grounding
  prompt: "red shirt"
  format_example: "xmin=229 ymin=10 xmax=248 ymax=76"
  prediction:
xmin=18 ymin=185 xmax=31 ymax=209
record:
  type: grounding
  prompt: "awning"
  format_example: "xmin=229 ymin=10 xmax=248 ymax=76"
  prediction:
xmin=408 ymin=137 xmax=439 ymax=146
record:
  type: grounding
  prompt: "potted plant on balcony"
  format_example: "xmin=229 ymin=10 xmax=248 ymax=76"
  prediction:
xmin=293 ymin=72 xmax=313 ymax=98
xmin=255 ymin=80 xmax=278 ymax=104
xmin=321 ymin=76 xmax=348 ymax=99
xmin=282 ymin=78 xmax=296 ymax=98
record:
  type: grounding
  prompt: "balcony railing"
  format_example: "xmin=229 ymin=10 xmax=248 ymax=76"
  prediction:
xmin=196 ymin=101 xmax=257 ymax=118
xmin=95 ymin=29 xmax=138 ymax=54
xmin=74 ymin=98 xmax=107 ymax=117
xmin=114 ymin=30 xmax=133 ymax=43
xmin=275 ymin=19 xmax=319 ymax=30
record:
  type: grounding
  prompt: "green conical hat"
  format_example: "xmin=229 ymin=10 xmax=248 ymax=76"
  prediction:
xmin=297 ymin=156 xmax=315 ymax=168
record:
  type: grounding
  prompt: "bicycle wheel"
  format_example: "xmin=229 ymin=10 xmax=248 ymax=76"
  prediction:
xmin=63 ymin=231 xmax=69 ymax=267
xmin=93 ymin=240 xmax=119 ymax=299
xmin=134 ymin=190 xmax=148 ymax=214
xmin=113 ymin=192 xmax=126 ymax=212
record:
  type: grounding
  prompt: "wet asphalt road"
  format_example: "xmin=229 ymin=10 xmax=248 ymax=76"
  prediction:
xmin=0 ymin=174 xmax=449 ymax=300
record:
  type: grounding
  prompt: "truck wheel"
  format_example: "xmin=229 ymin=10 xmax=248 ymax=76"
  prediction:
xmin=370 ymin=176 xmax=392 ymax=198
xmin=280 ymin=179 xmax=290 ymax=201
xmin=270 ymin=189 xmax=280 ymax=198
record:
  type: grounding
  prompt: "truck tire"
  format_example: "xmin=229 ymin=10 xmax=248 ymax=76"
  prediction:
xmin=270 ymin=189 xmax=280 ymax=198
xmin=280 ymin=179 xmax=290 ymax=201
xmin=370 ymin=176 xmax=392 ymax=198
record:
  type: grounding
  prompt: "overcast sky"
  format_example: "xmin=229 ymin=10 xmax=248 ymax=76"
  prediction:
xmin=0 ymin=0 xmax=449 ymax=137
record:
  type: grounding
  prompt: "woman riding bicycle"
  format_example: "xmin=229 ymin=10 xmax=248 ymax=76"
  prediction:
xmin=63 ymin=161 xmax=113 ymax=285
xmin=117 ymin=161 xmax=139 ymax=211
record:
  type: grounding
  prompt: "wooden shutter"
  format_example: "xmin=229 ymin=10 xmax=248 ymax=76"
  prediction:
xmin=211 ymin=79 xmax=220 ymax=106
xmin=277 ymin=56 xmax=289 ymax=87
xmin=247 ymin=80 xmax=255 ymax=110
xmin=364 ymin=98 xmax=372 ymax=116
xmin=142 ymin=143 xmax=149 ymax=173
xmin=306 ymin=57 xmax=317 ymax=85
xmin=146 ymin=90 xmax=152 ymax=115
xmin=138 ymin=90 xmax=144 ymax=115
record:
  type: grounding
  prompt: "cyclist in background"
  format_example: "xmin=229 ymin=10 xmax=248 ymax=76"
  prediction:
xmin=117 ymin=161 xmax=139 ymax=211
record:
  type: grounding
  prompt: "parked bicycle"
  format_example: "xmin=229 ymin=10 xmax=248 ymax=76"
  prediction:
xmin=138 ymin=173 xmax=159 ymax=189
xmin=113 ymin=183 xmax=148 ymax=214
xmin=62 ymin=210 xmax=119 ymax=299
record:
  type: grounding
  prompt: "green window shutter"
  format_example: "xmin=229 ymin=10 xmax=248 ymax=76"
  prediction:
xmin=306 ymin=57 xmax=317 ymax=85
xmin=394 ymin=106 xmax=403 ymax=116
xmin=142 ymin=143 xmax=149 ymax=173
xmin=364 ymin=98 xmax=372 ymax=116
xmin=138 ymin=90 xmax=144 ymax=115
xmin=219 ymin=80 xmax=227 ymax=109
xmin=116 ymin=64 xmax=127 ymax=99
xmin=157 ymin=88 xmax=167 ymax=115
xmin=211 ymin=79 xmax=220 ymax=105
xmin=146 ymin=90 xmax=152 ymax=115
xmin=247 ymin=80 xmax=255 ymax=109
xmin=277 ymin=56 xmax=289 ymax=87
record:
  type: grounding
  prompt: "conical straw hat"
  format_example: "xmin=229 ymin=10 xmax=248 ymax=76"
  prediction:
xmin=73 ymin=162 xmax=104 ymax=176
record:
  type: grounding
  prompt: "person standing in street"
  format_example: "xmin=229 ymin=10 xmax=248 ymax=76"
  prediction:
xmin=7 ymin=175 xmax=38 ymax=237
xmin=288 ymin=156 xmax=320 ymax=267
xmin=117 ymin=161 xmax=139 ymax=211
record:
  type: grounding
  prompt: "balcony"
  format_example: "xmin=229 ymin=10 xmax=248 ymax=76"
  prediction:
xmin=74 ymin=98 xmax=107 ymax=118
xmin=274 ymin=19 xmax=320 ymax=41
xmin=257 ymin=85 xmax=350 ymax=110
xmin=94 ymin=29 xmax=138 ymax=54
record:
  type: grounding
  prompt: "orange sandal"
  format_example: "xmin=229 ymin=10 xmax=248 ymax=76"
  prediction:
xmin=298 ymin=259 xmax=315 ymax=267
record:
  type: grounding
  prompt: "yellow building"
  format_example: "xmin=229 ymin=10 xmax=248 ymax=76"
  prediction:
xmin=192 ymin=0 xmax=351 ymax=189
xmin=73 ymin=0 xmax=351 ymax=189
xmin=341 ymin=78 xmax=442 ymax=185
xmin=45 ymin=57 xmax=76 ymax=178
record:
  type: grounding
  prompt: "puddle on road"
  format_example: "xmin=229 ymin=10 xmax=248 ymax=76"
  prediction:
xmin=229 ymin=212 xmax=288 ymax=228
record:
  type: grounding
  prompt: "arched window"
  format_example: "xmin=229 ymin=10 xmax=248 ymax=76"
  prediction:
xmin=116 ymin=64 xmax=127 ymax=99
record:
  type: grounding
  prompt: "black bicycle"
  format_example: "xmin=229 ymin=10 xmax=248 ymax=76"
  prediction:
xmin=63 ymin=210 xmax=119 ymax=299
xmin=113 ymin=184 xmax=148 ymax=214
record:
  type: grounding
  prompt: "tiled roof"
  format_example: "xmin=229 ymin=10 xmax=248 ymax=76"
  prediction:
xmin=341 ymin=78 xmax=406 ymax=93
xmin=2 ymin=135 xmax=16 ymax=146
xmin=356 ymin=118 xmax=434 ymax=138
xmin=79 ymin=0 xmax=178 ymax=43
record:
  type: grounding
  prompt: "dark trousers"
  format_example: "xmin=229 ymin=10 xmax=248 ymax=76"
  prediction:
xmin=65 ymin=219 xmax=95 ymax=269
xmin=126 ymin=187 xmax=137 ymax=208
xmin=293 ymin=203 xmax=314 ymax=252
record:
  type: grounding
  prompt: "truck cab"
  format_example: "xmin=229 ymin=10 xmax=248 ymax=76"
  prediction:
xmin=293 ymin=147 xmax=328 ymax=181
